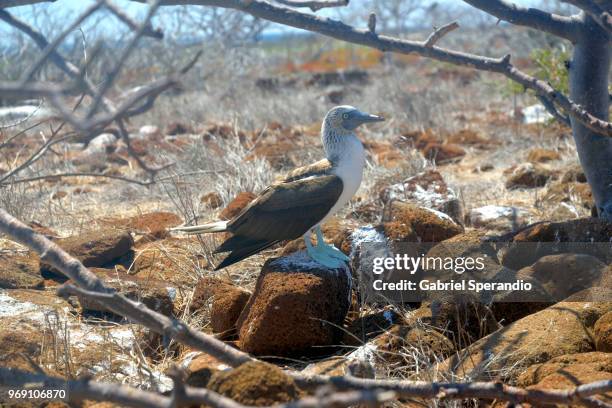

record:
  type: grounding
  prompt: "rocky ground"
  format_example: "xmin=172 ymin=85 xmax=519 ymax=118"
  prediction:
xmin=1 ymin=63 xmax=611 ymax=407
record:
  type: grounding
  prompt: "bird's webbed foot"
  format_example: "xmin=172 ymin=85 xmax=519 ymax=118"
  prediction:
xmin=305 ymin=232 xmax=346 ymax=269
xmin=315 ymin=225 xmax=350 ymax=262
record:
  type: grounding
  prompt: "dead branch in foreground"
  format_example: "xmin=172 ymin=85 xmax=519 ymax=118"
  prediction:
xmin=1 ymin=208 xmax=611 ymax=408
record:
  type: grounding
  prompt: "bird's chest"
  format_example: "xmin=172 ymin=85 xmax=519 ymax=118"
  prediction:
xmin=331 ymin=140 xmax=366 ymax=209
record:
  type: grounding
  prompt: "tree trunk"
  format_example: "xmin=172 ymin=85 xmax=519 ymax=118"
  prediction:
xmin=569 ymin=14 xmax=611 ymax=219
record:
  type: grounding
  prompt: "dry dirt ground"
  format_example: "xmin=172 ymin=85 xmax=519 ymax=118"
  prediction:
xmin=1 ymin=42 xmax=611 ymax=407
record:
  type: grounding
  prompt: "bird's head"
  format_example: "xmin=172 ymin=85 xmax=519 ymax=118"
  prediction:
xmin=323 ymin=105 xmax=384 ymax=133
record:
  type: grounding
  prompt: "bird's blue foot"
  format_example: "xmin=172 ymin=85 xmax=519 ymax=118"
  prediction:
xmin=305 ymin=230 xmax=346 ymax=269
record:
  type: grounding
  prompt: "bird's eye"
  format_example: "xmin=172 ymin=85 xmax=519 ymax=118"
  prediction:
xmin=342 ymin=113 xmax=349 ymax=119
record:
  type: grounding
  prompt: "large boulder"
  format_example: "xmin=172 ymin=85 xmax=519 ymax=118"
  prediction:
xmin=237 ymin=252 xmax=351 ymax=356
xmin=440 ymin=300 xmax=612 ymax=382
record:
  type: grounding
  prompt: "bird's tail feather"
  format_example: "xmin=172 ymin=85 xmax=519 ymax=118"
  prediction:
xmin=215 ymin=239 xmax=278 ymax=270
xmin=171 ymin=221 xmax=228 ymax=234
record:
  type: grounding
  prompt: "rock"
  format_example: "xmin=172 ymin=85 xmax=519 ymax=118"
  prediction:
xmin=468 ymin=205 xmax=531 ymax=231
xmin=517 ymin=352 xmax=612 ymax=400
xmin=132 ymin=238 xmax=201 ymax=285
xmin=374 ymin=325 xmax=455 ymax=366
xmin=237 ymin=252 xmax=351 ymax=356
xmin=84 ymin=133 xmax=117 ymax=155
xmin=501 ymin=218 xmax=612 ymax=270
xmin=421 ymin=142 xmax=466 ymax=164
xmin=191 ymin=277 xmax=250 ymax=338
xmin=0 ymin=253 xmax=44 ymax=289
xmin=380 ymin=170 xmax=463 ymax=222
xmin=129 ymin=237 xmax=202 ymax=287
xmin=446 ymin=129 xmax=494 ymax=148
xmin=201 ymin=192 xmax=223 ymax=209
xmin=441 ymin=301 xmax=611 ymax=381
xmin=166 ymin=121 xmax=193 ymax=135
xmin=219 ymin=192 xmax=257 ymax=220
xmin=76 ymin=268 xmax=175 ymax=317
xmin=544 ymin=181 xmax=593 ymax=209
xmin=207 ymin=361 xmax=300 ymax=406
xmin=343 ymin=308 xmax=400 ymax=346
xmin=138 ymin=125 xmax=161 ymax=140
xmin=527 ymin=148 xmax=561 ymax=163
xmin=561 ymin=164 xmax=587 ymax=183
xmin=107 ymin=212 xmax=182 ymax=242
xmin=40 ymin=228 xmax=134 ymax=276
xmin=382 ymin=201 xmax=463 ymax=243
xmin=185 ymin=353 xmax=230 ymax=387
xmin=505 ymin=163 xmax=553 ymax=189
xmin=594 ymin=312 xmax=612 ymax=352
xmin=514 ymin=254 xmax=607 ymax=301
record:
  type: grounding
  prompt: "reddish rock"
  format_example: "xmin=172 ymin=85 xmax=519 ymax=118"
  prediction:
xmin=0 ymin=327 xmax=43 ymax=372
xmin=505 ymin=163 xmax=553 ymax=189
xmin=527 ymin=148 xmax=561 ymax=163
xmin=501 ymin=218 xmax=612 ymax=270
xmin=594 ymin=312 xmax=612 ymax=352
xmin=382 ymin=201 xmax=463 ymax=242
xmin=237 ymin=253 xmax=351 ymax=356
xmin=0 ymin=253 xmax=44 ymax=289
xmin=40 ymin=228 xmax=134 ymax=276
xmin=219 ymin=192 xmax=257 ymax=220
xmin=76 ymin=268 xmax=175 ymax=317
xmin=132 ymin=238 xmax=201 ymax=285
xmin=166 ymin=121 xmax=193 ymax=135
xmin=107 ymin=212 xmax=182 ymax=242
xmin=446 ymin=129 xmax=494 ymax=148
xmin=514 ymin=254 xmax=607 ymax=301
xmin=544 ymin=181 xmax=593 ymax=209
xmin=561 ymin=164 xmax=587 ymax=183
xmin=207 ymin=361 xmax=300 ymax=406
xmin=421 ymin=142 xmax=466 ymax=164
xmin=441 ymin=301 xmax=611 ymax=381
xmin=517 ymin=352 xmax=612 ymax=402
xmin=380 ymin=170 xmax=463 ymax=222
xmin=201 ymin=192 xmax=223 ymax=209
xmin=374 ymin=325 xmax=455 ymax=365
xmin=191 ymin=277 xmax=251 ymax=337
xmin=185 ymin=353 xmax=229 ymax=387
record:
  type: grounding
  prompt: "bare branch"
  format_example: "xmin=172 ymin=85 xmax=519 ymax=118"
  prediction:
xmin=293 ymin=375 xmax=612 ymax=408
xmin=273 ymin=0 xmax=349 ymax=12
xmin=0 ymin=208 xmax=254 ymax=368
xmin=536 ymin=94 xmax=571 ymax=127
xmin=461 ymin=0 xmax=581 ymax=41
xmin=0 ymin=0 xmax=56 ymax=7
xmin=123 ymin=1 xmax=611 ymax=137
xmin=424 ymin=21 xmax=459 ymax=47
xmin=561 ymin=0 xmax=612 ymax=35
xmin=104 ymin=0 xmax=164 ymax=39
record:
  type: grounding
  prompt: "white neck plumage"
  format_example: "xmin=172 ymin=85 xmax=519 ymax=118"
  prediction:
xmin=322 ymin=126 xmax=361 ymax=166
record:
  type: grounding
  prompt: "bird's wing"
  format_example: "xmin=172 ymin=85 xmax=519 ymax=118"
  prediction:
xmin=213 ymin=174 xmax=343 ymax=270
xmin=280 ymin=159 xmax=333 ymax=182
xmin=226 ymin=174 xmax=343 ymax=242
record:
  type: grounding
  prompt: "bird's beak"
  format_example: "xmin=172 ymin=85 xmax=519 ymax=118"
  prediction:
xmin=356 ymin=111 xmax=385 ymax=124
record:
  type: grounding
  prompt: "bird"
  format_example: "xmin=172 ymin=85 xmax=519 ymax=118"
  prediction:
xmin=172 ymin=105 xmax=384 ymax=270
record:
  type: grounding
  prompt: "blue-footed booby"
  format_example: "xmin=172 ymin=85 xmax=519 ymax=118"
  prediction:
xmin=173 ymin=106 xmax=384 ymax=270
